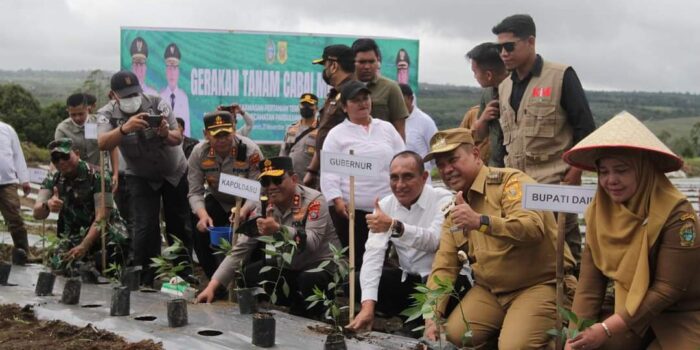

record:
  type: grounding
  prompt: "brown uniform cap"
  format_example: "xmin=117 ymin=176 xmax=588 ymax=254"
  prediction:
xmin=423 ymin=128 xmax=475 ymax=162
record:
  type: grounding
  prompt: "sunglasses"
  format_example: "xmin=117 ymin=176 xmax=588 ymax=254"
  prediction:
xmin=260 ymin=175 xmax=285 ymax=187
xmin=51 ymin=153 xmax=70 ymax=163
xmin=497 ymin=40 xmax=520 ymax=53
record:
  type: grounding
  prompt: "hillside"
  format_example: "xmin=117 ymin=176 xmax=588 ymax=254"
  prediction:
xmin=1 ymin=69 xmax=699 ymax=139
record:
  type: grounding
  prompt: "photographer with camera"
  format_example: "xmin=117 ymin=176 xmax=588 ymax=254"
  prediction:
xmin=196 ymin=157 xmax=341 ymax=318
xmin=217 ymin=103 xmax=254 ymax=137
xmin=97 ymin=70 xmax=194 ymax=287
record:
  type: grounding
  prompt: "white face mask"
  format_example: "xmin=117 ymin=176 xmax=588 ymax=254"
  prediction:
xmin=118 ymin=96 xmax=141 ymax=114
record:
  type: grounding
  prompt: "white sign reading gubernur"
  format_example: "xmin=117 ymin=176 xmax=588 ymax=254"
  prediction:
xmin=321 ymin=151 xmax=381 ymax=177
xmin=218 ymin=173 xmax=261 ymax=202
xmin=522 ymin=184 xmax=597 ymax=214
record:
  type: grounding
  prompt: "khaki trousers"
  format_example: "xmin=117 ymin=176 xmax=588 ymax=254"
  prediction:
xmin=445 ymin=283 xmax=556 ymax=350
xmin=0 ymin=184 xmax=29 ymax=251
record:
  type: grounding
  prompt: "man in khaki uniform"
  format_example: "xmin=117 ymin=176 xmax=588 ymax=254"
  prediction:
xmin=197 ymin=157 xmax=341 ymax=317
xmin=279 ymin=93 xmax=319 ymax=179
xmin=187 ymin=110 xmax=262 ymax=280
xmin=492 ymin=14 xmax=596 ymax=264
xmin=423 ymin=128 xmax=575 ymax=349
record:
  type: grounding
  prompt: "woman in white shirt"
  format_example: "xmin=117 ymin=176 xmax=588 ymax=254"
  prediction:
xmin=321 ymin=81 xmax=405 ymax=266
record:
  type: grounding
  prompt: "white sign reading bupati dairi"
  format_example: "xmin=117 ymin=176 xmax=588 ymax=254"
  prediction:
xmin=218 ymin=173 xmax=261 ymax=202
xmin=321 ymin=151 xmax=381 ymax=177
xmin=522 ymin=184 xmax=597 ymax=214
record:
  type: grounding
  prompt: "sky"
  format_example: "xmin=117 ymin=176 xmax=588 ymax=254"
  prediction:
xmin=1 ymin=0 xmax=699 ymax=93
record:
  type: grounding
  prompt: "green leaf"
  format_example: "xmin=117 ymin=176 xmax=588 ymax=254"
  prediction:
xmin=282 ymin=281 xmax=290 ymax=297
xmin=578 ymin=318 xmax=596 ymax=331
xmin=259 ymin=266 xmax=273 ymax=273
xmin=558 ymin=306 xmax=579 ymax=326
xmin=546 ymin=328 xmax=562 ymax=337
xmin=282 ymin=252 xmax=293 ymax=265
xmin=257 ymin=236 xmax=276 ymax=244
xmin=270 ymin=293 xmax=277 ymax=304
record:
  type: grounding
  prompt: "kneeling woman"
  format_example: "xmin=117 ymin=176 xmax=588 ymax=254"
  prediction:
xmin=562 ymin=111 xmax=700 ymax=349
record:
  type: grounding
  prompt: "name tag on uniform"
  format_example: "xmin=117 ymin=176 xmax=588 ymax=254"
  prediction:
xmin=84 ymin=123 xmax=98 ymax=139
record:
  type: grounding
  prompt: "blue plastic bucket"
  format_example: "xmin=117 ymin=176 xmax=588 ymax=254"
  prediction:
xmin=209 ymin=227 xmax=232 ymax=246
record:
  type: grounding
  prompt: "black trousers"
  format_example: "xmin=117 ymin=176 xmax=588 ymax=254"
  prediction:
xmin=192 ymin=195 xmax=229 ymax=279
xmin=242 ymin=258 xmax=333 ymax=318
xmin=114 ymin=172 xmax=131 ymax=236
xmin=128 ymin=173 xmax=192 ymax=285
xmin=329 ymin=206 xmax=370 ymax=268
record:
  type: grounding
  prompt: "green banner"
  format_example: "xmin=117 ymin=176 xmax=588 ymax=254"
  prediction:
xmin=120 ymin=27 xmax=419 ymax=142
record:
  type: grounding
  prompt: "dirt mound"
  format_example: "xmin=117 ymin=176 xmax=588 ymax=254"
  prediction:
xmin=0 ymin=304 xmax=163 ymax=350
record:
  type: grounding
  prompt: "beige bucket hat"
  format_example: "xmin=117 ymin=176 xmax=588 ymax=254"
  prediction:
xmin=562 ymin=111 xmax=683 ymax=172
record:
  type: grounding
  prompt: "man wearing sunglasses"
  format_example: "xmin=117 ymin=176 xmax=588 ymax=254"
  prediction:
xmin=33 ymin=138 xmax=129 ymax=272
xmin=197 ymin=157 xmax=340 ymax=318
xmin=492 ymin=14 xmax=596 ymax=265
xmin=187 ymin=110 xmax=262 ymax=284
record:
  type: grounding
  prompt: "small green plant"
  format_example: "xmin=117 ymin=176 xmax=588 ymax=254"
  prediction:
xmin=305 ymin=244 xmax=349 ymax=333
xmin=149 ymin=235 xmax=189 ymax=296
xmin=402 ymin=275 xmax=480 ymax=349
xmin=40 ymin=233 xmax=72 ymax=271
xmin=213 ymin=236 xmax=247 ymax=288
xmin=546 ymin=307 xmax=595 ymax=347
xmin=104 ymin=262 xmax=123 ymax=285
xmin=256 ymin=227 xmax=298 ymax=305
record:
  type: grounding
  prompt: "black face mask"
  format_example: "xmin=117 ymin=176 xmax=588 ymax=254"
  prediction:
xmin=300 ymin=107 xmax=315 ymax=119
xmin=322 ymin=67 xmax=333 ymax=85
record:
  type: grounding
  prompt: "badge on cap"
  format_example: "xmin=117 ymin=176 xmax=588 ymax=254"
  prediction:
xmin=432 ymin=135 xmax=447 ymax=151
xmin=125 ymin=76 xmax=132 ymax=85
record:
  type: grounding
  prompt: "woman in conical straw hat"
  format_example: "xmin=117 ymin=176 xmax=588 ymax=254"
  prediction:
xmin=562 ymin=111 xmax=700 ymax=350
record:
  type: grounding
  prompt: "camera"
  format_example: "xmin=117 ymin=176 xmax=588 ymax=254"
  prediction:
xmin=145 ymin=115 xmax=162 ymax=128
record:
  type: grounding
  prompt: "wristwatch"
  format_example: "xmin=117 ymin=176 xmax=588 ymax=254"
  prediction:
xmin=391 ymin=220 xmax=405 ymax=238
xmin=478 ymin=215 xmax=490 ymax=233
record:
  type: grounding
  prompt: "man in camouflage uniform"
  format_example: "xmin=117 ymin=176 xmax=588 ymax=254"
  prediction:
xmin=279 ymin=93 xmax=319 ymax=179
xmin=187 ymin=111 xmax=262 ymax=281
xmin=33 ymin=139 xmax=129 ymax=271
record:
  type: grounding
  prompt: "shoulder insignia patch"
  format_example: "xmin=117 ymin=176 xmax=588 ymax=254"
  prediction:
xmin=486 ymin=171 xmax=504 ymax=184
xmin=504 ymin=176 xmax=522 ymax=202
xmin=680 ymin=213 xmax=697 ymax=222
xmin=441 ymin=197 xmax=456 ymax=216
xmin=680 ymin=221 xmax=696 ymax=247
xmin=249 ymin=153 xmax=261 ymax=169
xmin=307 ymin=200 xmax=321 ymax=221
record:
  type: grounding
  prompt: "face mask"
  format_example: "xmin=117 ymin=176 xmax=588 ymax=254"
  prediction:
xmin=118 ymin=96 xmax=141 ymax=114
xmin=322 ymin=66 xmax=333 ymax=85
xmin=300 ymin=107 xmax=315 ymax=119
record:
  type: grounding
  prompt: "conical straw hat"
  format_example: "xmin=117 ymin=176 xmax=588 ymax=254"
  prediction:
xmin=562 ymin=111 xmax=683 ymax=172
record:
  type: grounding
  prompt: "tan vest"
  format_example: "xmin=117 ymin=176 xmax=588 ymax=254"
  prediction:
xmin=498 ymin=61 xmax=572 ymax=184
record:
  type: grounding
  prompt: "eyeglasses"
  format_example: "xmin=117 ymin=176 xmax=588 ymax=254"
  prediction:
xmin=497 ymin=40 xmax=520 ymax=53
xmin=51 ymin=153 xmax=70 ymax=163
xmin=260 ymin=175 xmax=285 ymax=187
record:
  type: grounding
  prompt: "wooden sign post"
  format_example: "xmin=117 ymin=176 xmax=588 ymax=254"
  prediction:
xmin=522 ymin=183 xmax=596 ymax=349
xmin=218 ymin=173 xmax=262 ymax=248
xmin=321 ymin=150 xmax=381 ymax=323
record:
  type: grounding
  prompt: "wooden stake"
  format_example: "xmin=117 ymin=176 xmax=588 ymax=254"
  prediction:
xmin=555 ymin=182 xmax=568 ymax=350
xmin=230 ymin=197 xmax=244 ymax=248
xmin=348 ymin=149 xmax=356 ymax=323
xmin=100 ymin=151 xmax=107 ymax=274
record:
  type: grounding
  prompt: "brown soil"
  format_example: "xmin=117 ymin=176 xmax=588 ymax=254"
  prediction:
xmin=0 ymin=304 xmax=163 ymax=350
xmin=0 ymin=243 xmax=44 ymax=263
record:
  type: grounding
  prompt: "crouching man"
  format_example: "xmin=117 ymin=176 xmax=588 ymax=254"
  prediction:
xmin=197 ymin=157 xmax=342 ymax=318
xmin=33 ymin=138 xmax=129 ymax=271
xmin=424 ymin=128 xmax=575 ymax=349
xmin=346 ymin=151 xmax=452 ymax=331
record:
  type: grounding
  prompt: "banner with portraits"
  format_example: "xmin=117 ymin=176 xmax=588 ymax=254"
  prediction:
xmin=120 ymin=27 xmax=420 ymax=143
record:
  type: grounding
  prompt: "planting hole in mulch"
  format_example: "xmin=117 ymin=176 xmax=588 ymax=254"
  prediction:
xmin=139 ymin=288 xmax=158 ymax=293
xmin=0 ymin=303 xmax=163 ymax=350
xmin=135 ymin=315 xmax=157 ymax=321
xmin=80 ymin=304 xmax=102 ymax=308
xmin=198 ymin=330 xmax=223 ymax=336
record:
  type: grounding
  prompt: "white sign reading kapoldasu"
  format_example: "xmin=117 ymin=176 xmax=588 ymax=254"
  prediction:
xmin=522 ymin=184 xmax=597 ymax=214
xmin=218 ymin=173 xmax=261 ymax=202
xmin=321 ymin=151 xmax=381 ymax=177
